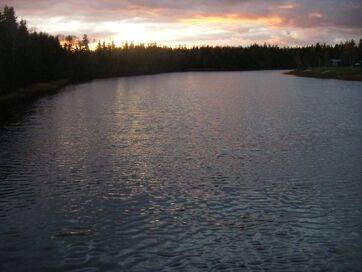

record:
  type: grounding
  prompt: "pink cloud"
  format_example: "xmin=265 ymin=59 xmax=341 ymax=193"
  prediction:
xmin=3 ymin=0 xmax=362 ymax=46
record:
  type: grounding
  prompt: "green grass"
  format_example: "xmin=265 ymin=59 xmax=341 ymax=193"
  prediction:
xmin=0 ymin=79 xmax=69 ymax=109
xmin=286 ymin=67 xmax=362 ymax=81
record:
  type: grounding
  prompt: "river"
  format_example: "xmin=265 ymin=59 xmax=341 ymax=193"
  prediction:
xmin=1 ymin=71 xmax=362 ymax=271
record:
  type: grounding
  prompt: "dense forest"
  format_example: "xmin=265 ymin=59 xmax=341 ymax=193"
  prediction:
xmin=1 ymin=6 xmax=362 ymax=94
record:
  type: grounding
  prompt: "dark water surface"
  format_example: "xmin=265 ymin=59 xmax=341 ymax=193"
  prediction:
xmin=1 ymin=71 xmax=362 ymax=271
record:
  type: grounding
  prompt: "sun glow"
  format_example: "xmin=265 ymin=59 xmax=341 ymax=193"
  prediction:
xmin=94 ymin=20 xmax=221 ymax=47
xmin=85 ymin=14 xmax=286 ymax=48
xmin=110 ymin=23 xmax=150 ymax=43
xmin=112 ymin=24 xmax=180 ymax=46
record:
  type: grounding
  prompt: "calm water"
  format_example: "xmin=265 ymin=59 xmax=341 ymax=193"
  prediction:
xmin=0 ymin=71 xmax=362 ymax=271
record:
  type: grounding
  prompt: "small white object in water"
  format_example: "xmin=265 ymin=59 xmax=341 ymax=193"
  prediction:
xmin=217 ymin=148 xmax=231 ymax=158
xmin=252 ymin=233 xmax=261 ymax=241
xmin=58 ymin=228 xmax=91 ymax=237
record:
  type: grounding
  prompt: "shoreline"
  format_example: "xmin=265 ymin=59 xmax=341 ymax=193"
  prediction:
xmin=0 ymin=79 xmax=70 ymax=122
xmin=285 ymin=67 xmax=362 ymax=81
xmin=0 ymin=79 xmax=69 ymax=108
xmin=0 ymin=68 xmax=291 ymax=111
xmin=1 ymin=67 xmax=361 ymax=115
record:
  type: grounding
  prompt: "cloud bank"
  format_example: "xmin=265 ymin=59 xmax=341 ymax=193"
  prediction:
xmin=4 ymin=0 xmax=362 ymax=46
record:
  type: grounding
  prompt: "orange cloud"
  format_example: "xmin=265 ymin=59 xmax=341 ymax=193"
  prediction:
xmin=180 ymin=14 xmax=283 ymax=26
xmin=277 ymin=4 xmax=295 ymax=9
xmin=309 ymin=12 xmax=323 ymax=18
xmin=128 ymin=5 xmax=162 ymax=16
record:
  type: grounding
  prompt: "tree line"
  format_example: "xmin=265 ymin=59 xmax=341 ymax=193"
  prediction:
xmin=1 ymin=6 xmax=361 ymax=94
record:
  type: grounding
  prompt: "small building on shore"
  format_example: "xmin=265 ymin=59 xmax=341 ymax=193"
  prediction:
xmin=330 ymin=59 xmax=342 ymax=67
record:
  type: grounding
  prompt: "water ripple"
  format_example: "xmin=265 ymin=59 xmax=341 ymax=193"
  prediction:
xmin=1 ymin=71 xmax=362 ymax=271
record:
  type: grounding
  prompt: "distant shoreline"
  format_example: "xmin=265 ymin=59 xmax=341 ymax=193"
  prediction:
xmin=0 ymin=68 xmax=289 ymax=111
xmin=1 ymin=67 xmax=361 ymax=115
xmin=286 ymin=67 xmax=362 ymax=81
xmin=0 ymin=79 xmax=69 ymax=112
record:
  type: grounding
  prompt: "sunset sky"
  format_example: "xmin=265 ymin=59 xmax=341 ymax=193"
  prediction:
xmin=5 ymin=0 xmax=362 ymax=47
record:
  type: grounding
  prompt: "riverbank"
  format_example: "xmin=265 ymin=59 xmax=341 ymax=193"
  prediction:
xmin=1 ymin=66 xmax=361 ymax=114
xmin=286 ymin=67 xmax=362 ymax=81
xmin=0 ymin=79 xmax=69 ymax=109
xmin=0 ymin=69 xmax=276 ymax=111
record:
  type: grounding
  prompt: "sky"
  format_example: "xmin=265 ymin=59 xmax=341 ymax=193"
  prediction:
xmin=4 ymin=0 xmax=362 ymax=47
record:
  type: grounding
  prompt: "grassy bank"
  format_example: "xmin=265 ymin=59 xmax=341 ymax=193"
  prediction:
xmin=0 ymin=79 xmax=69 ymax=109
xmin=286 ymin=67 xmax=362 ymax=81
